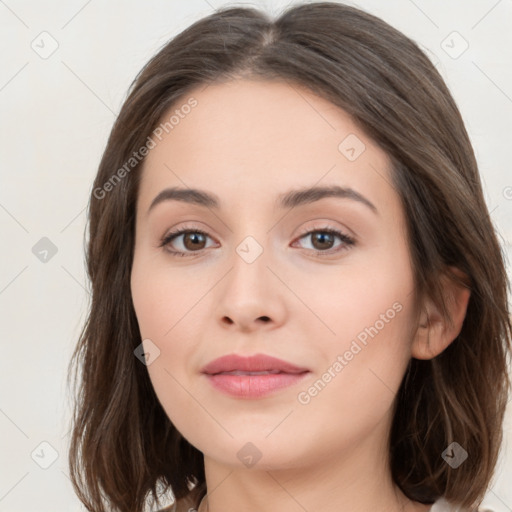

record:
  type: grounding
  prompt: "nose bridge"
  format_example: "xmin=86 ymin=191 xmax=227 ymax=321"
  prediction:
xmin=227 ymin=203 xmax=274 ymax=278
xmin=228 ymin=231 xmax=270 ymax=293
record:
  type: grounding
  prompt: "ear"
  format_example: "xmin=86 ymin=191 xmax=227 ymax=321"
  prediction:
xmin=411 ymin=266 xmax=471 ymax=360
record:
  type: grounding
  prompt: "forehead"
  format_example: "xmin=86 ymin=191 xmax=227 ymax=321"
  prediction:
xmin=137 ymin=79 xmax=395 ymax=214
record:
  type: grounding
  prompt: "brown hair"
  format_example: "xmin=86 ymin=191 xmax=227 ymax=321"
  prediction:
xmin=67 ymin=2 xmax=512 ymax=511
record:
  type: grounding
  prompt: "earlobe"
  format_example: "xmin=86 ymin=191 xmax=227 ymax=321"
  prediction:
xmin=411 ymin=266 xmax=471 ymax=360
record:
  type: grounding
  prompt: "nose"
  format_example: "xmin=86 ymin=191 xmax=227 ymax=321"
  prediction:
xmin=215 ymin=237 xmax=287 ymax=333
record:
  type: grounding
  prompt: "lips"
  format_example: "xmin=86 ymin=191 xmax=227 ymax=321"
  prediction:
xmin=202 ymin=353 xmax=311 ymax=399
xmin=201 ymin=353 xmax=309 ymax=375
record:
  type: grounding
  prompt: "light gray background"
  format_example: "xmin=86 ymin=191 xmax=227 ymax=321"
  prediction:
xmin=0 ymin=1 xmax=511 ymax=511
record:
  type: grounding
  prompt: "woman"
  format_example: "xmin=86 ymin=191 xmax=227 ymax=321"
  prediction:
xmin=67 ymin=3 xmax=511 ymax=511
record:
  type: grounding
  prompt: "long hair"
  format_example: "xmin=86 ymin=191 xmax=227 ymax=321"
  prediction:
xmin=67 ymin=3 xmax=512 ymax=511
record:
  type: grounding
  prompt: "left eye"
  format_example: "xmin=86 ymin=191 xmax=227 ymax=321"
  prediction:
xmin=292 ymin=228 xmax=355 ymax=255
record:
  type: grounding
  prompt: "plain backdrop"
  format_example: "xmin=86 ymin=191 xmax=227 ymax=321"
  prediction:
xmin=0 ymin=1 xmax=511 ymax=510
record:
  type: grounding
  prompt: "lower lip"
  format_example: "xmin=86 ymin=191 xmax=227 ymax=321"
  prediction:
xmin=204 ymin=372 xmax=310 ymax=399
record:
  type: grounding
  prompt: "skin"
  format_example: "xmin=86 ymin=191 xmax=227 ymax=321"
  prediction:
xmin=130 ymin=79 xmax=470 ymax=512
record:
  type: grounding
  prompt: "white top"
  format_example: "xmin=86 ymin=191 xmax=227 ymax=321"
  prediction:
xmin=430 ymin=498 xmax=483 ymax=511
xmin=431 ymin=498 xmax=454 ymax=511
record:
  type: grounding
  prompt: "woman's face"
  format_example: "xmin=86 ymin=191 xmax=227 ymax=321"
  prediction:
xmin=131 ymin=79 xmax=419 ymax=471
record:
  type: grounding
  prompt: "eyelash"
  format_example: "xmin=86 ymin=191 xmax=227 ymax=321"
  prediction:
xmin=158 ymin=225 xmax=355 ymax=258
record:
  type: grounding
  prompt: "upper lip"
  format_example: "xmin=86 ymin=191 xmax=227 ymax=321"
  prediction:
xmin=201 ymin=353 xmax=310 ymax=375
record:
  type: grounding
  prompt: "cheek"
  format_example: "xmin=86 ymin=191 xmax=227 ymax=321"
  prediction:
xmin=130 ymin=250 xmax=201 ymax=339
xmin=309 ymin=259 xmax=413 ymax=355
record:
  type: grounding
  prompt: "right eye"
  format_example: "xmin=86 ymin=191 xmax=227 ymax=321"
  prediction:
xmin=159 ymin=228 xmax=217 ymax=257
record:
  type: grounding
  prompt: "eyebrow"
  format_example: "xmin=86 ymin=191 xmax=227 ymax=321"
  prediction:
xmin=147 ymin=185 xmax=378 ymax=215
